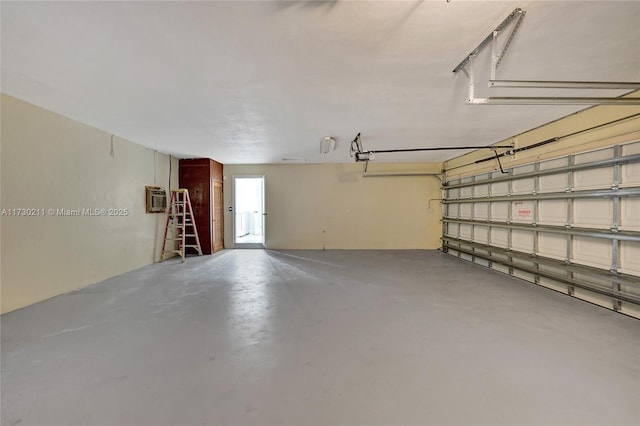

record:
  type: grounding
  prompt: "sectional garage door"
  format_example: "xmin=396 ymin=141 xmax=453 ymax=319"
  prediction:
xmin=442 ymin=141 xmax=640 ymax=318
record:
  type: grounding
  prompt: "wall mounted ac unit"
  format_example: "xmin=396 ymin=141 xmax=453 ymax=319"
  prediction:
xmin=145 ymin=186 xmax=167 ymax=213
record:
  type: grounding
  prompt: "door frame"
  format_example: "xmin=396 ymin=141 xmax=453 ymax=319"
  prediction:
xmin=232 ymin=175 xmax=266 ymax=249
xmin=211 ymin=179 xmax=224 ymax=252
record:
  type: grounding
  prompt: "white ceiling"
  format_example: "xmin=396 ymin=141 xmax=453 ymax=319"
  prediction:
xmin=2 ymin=1 xmax=639 ymax=164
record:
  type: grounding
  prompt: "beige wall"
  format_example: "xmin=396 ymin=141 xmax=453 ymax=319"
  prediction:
xmin=224 ymin=163 xmax=443 ymax=250
xmin=1 ymin=94 xmax=178 ymax=313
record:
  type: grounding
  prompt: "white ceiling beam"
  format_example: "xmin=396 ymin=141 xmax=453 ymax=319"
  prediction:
xmin=468 ymin=97 xmax=640 ymax=105
xmin=489 ymin=80 xmax=640 ymax=90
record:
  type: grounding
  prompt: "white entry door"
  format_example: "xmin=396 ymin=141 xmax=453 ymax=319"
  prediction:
xmin=233 ymin=176 xmax=265 ymax=248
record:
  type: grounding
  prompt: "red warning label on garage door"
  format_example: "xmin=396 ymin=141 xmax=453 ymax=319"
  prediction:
xmin=513 ymin=201 xmax=533 ymax=219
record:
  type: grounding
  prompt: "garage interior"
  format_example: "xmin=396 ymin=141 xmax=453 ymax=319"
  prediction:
xmin=1 ymin=1 xmax=639 ymax=425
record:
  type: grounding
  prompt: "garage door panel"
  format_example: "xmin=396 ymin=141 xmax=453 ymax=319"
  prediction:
xmin=574 ymin=199 xmax=613 ymax=229
xmin=459 ymin=224 xmax=472 ymax=239
xmin=448 ymin=204 xmax=460 ymax=218
xmin=539 ymin=276 xmax=568 ymax=292
xmin=574 ymin=168 xmax=614 ymax=190
xmin=474 ymin=226 xmax=489 ymax=243
xmin=619 ymin=241 xmax=640 ymax=276
xmin=622 ymin=282 xmax=640 ymax=300
xmin=621 ymin=161 xmax=640 ymax=186
xmin=475 ymin=183 xmax=490 ymax=197
xmin=512 ymin=201 xmax=534 ymax=223
xmin=515 ymin=164 xmax=536 ymax=174
xmin=540 ymin=157 xmax=569 ymax=171
xmin=512 ymin=257 xmax=534 ymax=268
xmin=474 ymin=174 xmax=490 ymax=196
xmin=576 ymin=273 xmax=615 ymax=293
xmin=447 ymin=188 xmax=460 ymax=199
xmin=491 ymin=181 xmax=509 ymax=196
xmin=475 ymin=258 xmax=490 ymax=267
xmin=621 ymin=141 xmax=640 ymax=156
xmin=538 ymin=200 xmax=567 ymax=225
xmin=573 ymin=287 xmax=611 ymax=309
xmin=512 ymin=164 xmax=536 ymax=194
xmin=538 ymin=234 xmax=567 ymax=260
xmin=460 ymin=253 xmax=473 ymax=262
xmin=512 ymin=230 xmax=534 ymax=253
xmin=512 ymin=178 xmax=535 ymax=195
xmin=538 ymin=263 xmax=567 ymax=276
xmin=620 ymin=198 xmax=640 ymax=231
xmin=491 ymin=263 xmax=510 ymax=274
xmin=622 ymin=285 xmax=640 ymax=317
xmin=460 ymin=177 xmax=473 ymax=198
xmin=539 ymin=173 xmax=568 ymax=193
xmin=513 ymin=269 xmax=536 ymax=282
xmin=621 ymin=303 xmax=640 ymax=318
xmin=444 ymin=141 xmax=639 ymax=317
xmin=573 ymin=236 xmax=612 ymax=269
xmin=574 ymin=148 xmax=614 ymax=189
xmin=575 ymin=147 xmax=614 ymax=164
xmin=474 ymin=203 xmax=489 ymax=220
xmin=491 ymin=228 xmax=509 ymax=248
xmin=539 ymin=158 xmax=569 ymax=193
xmin=491 ymin=202 xmax=509 ymax=220
xmin=459 ymin=203 xmax=472 ymax=219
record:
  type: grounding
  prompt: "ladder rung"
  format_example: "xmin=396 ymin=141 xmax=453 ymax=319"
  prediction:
xmin=161 ymin=189 xmax=202 ymax=262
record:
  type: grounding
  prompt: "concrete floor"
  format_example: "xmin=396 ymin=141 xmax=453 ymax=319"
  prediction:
xmin=1 ymin=250 xmax=639 ymax=426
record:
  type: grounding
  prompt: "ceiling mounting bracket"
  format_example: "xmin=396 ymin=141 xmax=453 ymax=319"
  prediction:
xmin=454 ymin=8 xmax=640 ymax=105
xmin=491 ymin=8 xmax=526 ymax=80
xmin=453 ymin=8 xmax=525 ymax=74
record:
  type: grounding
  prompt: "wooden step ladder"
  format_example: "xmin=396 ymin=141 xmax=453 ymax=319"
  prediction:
xmin=160 ymin=189 xmax=203 ymax=262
